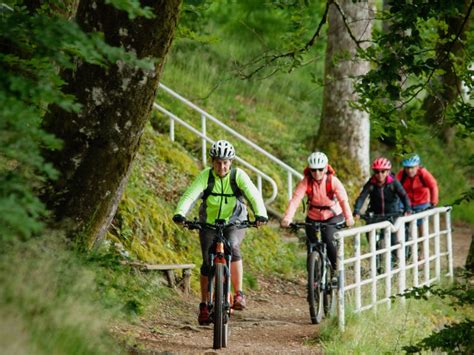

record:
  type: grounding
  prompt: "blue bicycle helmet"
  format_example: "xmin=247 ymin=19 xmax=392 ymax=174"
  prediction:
xmin=402 ymin=154 xmax=421 ymax=167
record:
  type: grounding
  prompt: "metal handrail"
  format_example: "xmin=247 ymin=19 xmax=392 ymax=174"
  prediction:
xmin=153 ymin=104 xmax=277 ymax=204
xmin=334 ymin=207 xmax=453 ymax=331
xmin=154 ymin=83 xmax=304 ymax=203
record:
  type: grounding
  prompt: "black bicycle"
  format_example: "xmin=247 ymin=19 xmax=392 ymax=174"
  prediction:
xmin=184 ymin=218 xmax=257 ymax=349
xmin=290 ymin=221 xmax=345 ymax=324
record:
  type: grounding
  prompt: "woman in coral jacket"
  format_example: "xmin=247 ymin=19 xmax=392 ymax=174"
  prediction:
xmin=396 ymin=153 xmax=439 ymax=213
xmin=280 ymin=152 xmax=354 ymax=269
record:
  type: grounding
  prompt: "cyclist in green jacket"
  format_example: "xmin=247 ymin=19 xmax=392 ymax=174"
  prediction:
xmin=173 ymin=140 xmax=268 ymax=325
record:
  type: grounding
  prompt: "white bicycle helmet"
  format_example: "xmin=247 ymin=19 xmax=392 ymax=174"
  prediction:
xmin=307 ymin=152 xmax=328 ymax=169
xmin=209 ymin=140 xmax=236 ymax=160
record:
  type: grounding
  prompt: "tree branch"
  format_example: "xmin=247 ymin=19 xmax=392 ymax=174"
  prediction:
xmin=238 ymin=1 xmax=331 ymax=80
xmin=332 ymin=0 xmax=363 ymax=50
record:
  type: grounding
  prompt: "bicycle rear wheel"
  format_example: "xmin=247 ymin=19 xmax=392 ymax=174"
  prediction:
xmin=213 ymin=263 xmax=226 ymax=349
xmin=308 ymin=251 xmax=324 ymax=324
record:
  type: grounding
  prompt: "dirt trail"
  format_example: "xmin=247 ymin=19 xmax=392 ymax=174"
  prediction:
xmin=124 ymin=223 xmax=471 ymax=354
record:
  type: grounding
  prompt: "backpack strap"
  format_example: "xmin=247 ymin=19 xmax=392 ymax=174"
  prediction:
xmin=326 ymin=173 xmax=335 ymax=200
xmin=417 ymin=168 xmax=426 ymax=187
xmin=201 ymin=168 xmax=243 ymax=201
xmin=306 ymin=173 xmax=336 ymax=210
xmin=201 ymin=169 xmax=215 ymax=200
xmin=229 ymin=167 xmax=243 ymax=200
xmin=401 ymin=169 xmax=426 ymax=187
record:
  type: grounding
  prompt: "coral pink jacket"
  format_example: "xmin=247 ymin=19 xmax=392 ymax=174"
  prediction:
xmin=282 ymin=173 xmax=353 ymax=223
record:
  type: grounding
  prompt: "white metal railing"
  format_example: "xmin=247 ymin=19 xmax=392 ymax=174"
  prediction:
xmin=154 ymin=83 xmax=303 ymax=204
xmin=334 ymin=206 xmax=453 ymax=331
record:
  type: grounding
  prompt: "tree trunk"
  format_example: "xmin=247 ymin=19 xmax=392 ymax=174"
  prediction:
xmin=421 ymin=0 xmax=471 ymax=144
xmin=42 ymin=0 xmax=181 ymax=247
xmin=466 ymin=234 xmax=474 ymax=272
xmin=316 ymin=0 xmax=374 ymax=182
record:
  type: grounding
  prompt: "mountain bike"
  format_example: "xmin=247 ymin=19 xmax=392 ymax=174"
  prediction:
xmin=290 ymin=221 xmax=345 ymax=324
xmin=360 ymin=212 xmax=402 ymax=273
xmin=184 ymin=218 xmax=257 ymax=349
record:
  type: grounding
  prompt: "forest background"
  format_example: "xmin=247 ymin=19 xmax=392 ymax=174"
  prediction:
xmin=0 ymin=0 xmax=473 ymax=353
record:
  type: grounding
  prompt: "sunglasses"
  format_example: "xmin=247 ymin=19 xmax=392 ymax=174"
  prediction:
xmin=373 ymin=169 xmax=389 ymax=174
xmin=311 ymin=168 xmax=325 ymax=172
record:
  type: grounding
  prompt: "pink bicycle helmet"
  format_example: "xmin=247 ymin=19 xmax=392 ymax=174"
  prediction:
xmin=371 ymin=157 xmax=392 ymax=170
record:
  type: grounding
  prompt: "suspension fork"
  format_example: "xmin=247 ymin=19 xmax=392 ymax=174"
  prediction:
xmin=213 ymin=241 xmax=232 ymax=307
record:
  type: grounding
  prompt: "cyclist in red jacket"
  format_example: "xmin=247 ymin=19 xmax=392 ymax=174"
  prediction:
xmin=396 ymin=154 xmax=439 ymax=260
xmin=396 ymin=154 xmax=439 ymax=213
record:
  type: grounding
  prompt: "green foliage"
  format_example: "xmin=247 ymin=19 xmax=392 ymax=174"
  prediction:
xmin=354 ymin=0 xmax=473 ymax=144
xmin=393 ymin=273 xmax=474 ymax=353
xmin=105 ymin=0 xmax=154 ymax=19
xmin=403 ymin=319 xmax=474 ymax=354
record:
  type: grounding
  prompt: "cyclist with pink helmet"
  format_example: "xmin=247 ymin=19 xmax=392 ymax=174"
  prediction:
xmin=281 ymin=152 xmax=354 ymax=270
xmin=353 ymin=157 xmax=412 ymax=219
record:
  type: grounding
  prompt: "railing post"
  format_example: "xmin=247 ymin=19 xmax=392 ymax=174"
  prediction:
xmin=287 ymin=171 xmax=293 ymax=201
xmin=434 ymin=212 xmax=441 ymax=280
xmin=411 ymin=221 xmax=419 ymax=287
xmin=445 ymin=210 xmax=453 ymax=280
xmin=423 ymin=216 xmax=430 ymax=285
xmin=398 ymin=226 xmax=406 ymax=305
xmin=370 ymin=229 xmax=377 ymax=310
xmin=337 ymin=235 xmax=345 ymax=331
xmin=170 ymin=117 xmax=175 ymax=141
xmin=385 ymin=227 xmax=392 ymax=310
xmin=355 ymin=233 xmax=361 ymax=312
xmin=201 ymin=114 xmax=207 ymax=166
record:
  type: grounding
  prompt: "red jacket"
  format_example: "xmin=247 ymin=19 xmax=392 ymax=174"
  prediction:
xmin=396 ymin=167 xmax=439 ymax=207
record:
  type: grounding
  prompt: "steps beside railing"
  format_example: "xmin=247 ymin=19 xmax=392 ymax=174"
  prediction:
xmin=154 ymin=83 xmax=303 ymax=211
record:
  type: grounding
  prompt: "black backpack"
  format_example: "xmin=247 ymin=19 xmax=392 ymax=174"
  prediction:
xmin=201 ymin=168 xmax=243 ymax=201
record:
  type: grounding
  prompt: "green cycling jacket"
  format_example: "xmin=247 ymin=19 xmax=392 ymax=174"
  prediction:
xmin=175 ymin=167 xmax=267 ymax=223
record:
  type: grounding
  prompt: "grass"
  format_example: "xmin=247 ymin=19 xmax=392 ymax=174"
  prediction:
xmin=0 ymin=236 xmax=120 ymax=355
xmin=318 ymin=278 xmax=474 ymax=353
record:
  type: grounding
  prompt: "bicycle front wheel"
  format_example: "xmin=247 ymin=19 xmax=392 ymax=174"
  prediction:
xmin=213 ymin=263 xmax=226 ymax=349
xmin=308 ymin=251 xmax=324 ymax=324
xmin=323 ymin=264 xmax=337 ymax=317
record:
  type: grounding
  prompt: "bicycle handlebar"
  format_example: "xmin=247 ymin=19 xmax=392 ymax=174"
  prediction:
xmin=289 ymin=221 xmax=346 ymax=233
xmin=183 ymin=218 xmax=258 ymax=231
xmin=359 ymin=212 xmax=401 ymax=223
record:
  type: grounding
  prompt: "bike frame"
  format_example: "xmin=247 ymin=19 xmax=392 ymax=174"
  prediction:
xmin=207 ymin=220 xmax=233 ymax=322
xmin=184 ymin=218 xmax=256 ymax=349
xmin=290 ymin=220 xmax=344 ymax=323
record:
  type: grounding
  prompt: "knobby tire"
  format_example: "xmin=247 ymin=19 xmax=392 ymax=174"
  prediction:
xmin=308 ymin=251 xmax=324 ymax=324
xmin=323 ymin=264 xmax=336 ymax=316
xmin=213 ymin=263 xmax=225 ymax=349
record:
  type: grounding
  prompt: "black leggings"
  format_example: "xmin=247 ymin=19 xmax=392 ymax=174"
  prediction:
xmin=305 ymin=214 xmax=344 ymax=269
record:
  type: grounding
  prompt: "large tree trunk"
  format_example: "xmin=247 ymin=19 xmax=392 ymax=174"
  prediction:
xmin=421 ymin=0 xmax=471 ymax=144
xmin=42 ymin=0 xmax=181 ymax=247
xmin=316 ymin=0 xmax=374 ymax=181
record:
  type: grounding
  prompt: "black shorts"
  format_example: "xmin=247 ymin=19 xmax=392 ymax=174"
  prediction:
xmin=199 ymin=226 xmax=245 ymax=276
